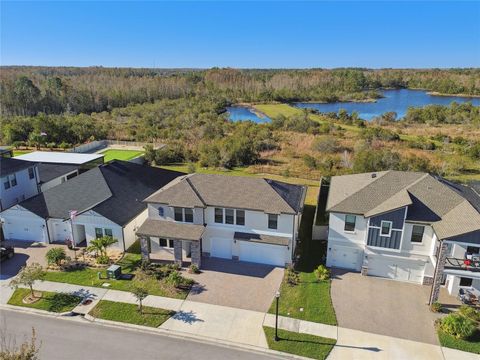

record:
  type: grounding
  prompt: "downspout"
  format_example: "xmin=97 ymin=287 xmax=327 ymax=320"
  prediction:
xmin=121 ymin=227 xmax=126 ymax=252
xmin=291 ymin=214 xmax=296 ymax=263
xmin=45 ymin=218 xmax=52 ymax=244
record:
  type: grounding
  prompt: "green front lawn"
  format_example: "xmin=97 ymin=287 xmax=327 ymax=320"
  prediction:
xmin=12 ymin=150 xmax=32 ymax=156
xmin=101 ymin=149 xmax=144 ymax=162
xmin=90 ymin=300 xmax=174 ymax=328
xmin=268 ymin=204 xmax=337 ymax=325
xmin=42 ymin=253 xmax=189 ymax=299
xmin=263 ymin=326 xmax=336 ymax=360
xmin=438 ymin=329 xmax=480 ymax=354
xmin=8 ymin=288 xmax=81 ymax=313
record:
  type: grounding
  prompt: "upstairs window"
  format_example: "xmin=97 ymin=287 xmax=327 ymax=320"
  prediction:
xmin=344 ymin=215 xmax=356 ymax=232
xmin=268 ymin=214 xmax=278 ymax=230
xmin=184 ymin=208 xmax=194 ymax=223
xmin=3 ymin=179 xmax=10 ymax=190
xmin=225 ymin=209 xmax=234 ymax=224
xmin=411 ymin=225 xmax=424 ymax=243
xmin=215 ymin=208 xmax=223 ymax=223
xmin=10 ymin=174 xmax=17 ymax=187
xmin=158 ymin=207 xmax=164 ymax=217
xmin=174 ymin=207 xmax=183 ymax=222
xmin=236 ymin=210 xmax=245 ymax=226
xmin=380 ymin=221 xmax=392 ymax=237
xmin=159 ymin=238 xmax=167 ymax=247
xmin=28 ymin=167 xmax=35 ymax=179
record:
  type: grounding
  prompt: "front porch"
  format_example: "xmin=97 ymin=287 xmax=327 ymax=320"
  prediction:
xmin=137 ymin=219 xmax=205 ymax=268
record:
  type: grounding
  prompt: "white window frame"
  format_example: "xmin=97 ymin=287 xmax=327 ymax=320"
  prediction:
xmin=344 ymin=214 xmax=356 ymax=233
xmin=268 ymin=214 xmax=278 ymax=230
xmin=411 ymin=225 xmax=425 ymax=243
xmin=380 ymin=220 xmax=393 ymax=237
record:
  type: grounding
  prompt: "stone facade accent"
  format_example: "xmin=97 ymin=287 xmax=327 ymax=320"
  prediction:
xmin=361 ymin=266 xmax=368 ymax=276
xmin=191 ymin=241 xmax=201 ymax=268
xmin=173 ymin=239 xmax=183 ymax=266
xmin=429 ymin=241 xmax=448 ymax=305
xmin=140 ymin=236 xmax=150 ymax=262
xmin=422 ymin=276 xmax=434 ymax=286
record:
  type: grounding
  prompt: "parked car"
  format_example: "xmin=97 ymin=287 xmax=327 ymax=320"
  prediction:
xmin=0 ymin=246 xmax=14 ymax=262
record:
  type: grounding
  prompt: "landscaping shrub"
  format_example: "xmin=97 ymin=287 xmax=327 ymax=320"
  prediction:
xmin=314 ymin=265 xmax=330 ymax=281
xmin=440 ymin=314 xmax=476 ymax=340
xmin=458 ymin=305 xmax=480 ymax=323
xmin=285 ymin=265 xmax=300 ymax=286
xmin=96 ymin=255 xmax=110 ymax=265
xmin=189 ymin=264 xmax=199 ymax=274
xmin=166 ymin=271 xmax=183 ymax=288
xmin=430 ymin=302 xmax=443 ymax=313
xmin=45 ymin=247 xmax=67 ymax=266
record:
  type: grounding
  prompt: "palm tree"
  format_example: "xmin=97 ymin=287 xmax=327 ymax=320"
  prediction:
xmin=86 ymin=236 xmax=118 ymax=258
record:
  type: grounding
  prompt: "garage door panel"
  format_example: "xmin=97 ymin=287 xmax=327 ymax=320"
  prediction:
xmin=210 ymin=238 xmax=232 ymax=259
xmin=368 ymin=256 xmax=424 ymax=283
xmin=328 ymin=246 xmax=362 ymax=270
xmin=4 ymin=219 xmax=45 ymax=242
xmin=239 ymin=241 xmax=286 ymax=267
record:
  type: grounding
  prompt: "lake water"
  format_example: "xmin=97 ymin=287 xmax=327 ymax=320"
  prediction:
xmin=294 ymin=89 xmax=480 ymax=121
xmin=226 ymin=106 xmax=270 ymax=123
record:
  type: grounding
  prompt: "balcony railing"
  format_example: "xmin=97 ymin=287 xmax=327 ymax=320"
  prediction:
xmin=445 ymin=257 xmax=480 ymax=273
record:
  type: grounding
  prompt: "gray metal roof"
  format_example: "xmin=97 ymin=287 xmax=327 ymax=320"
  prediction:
xmin=327 ymin=171 xmax=480 ymax=241
xmin=37 ymin=163 xmax=78 ymax=184
xmin=145 ymin=173 xmax=306 ymax=215
xmin=137 ymin=219 xmax=204 ymax=241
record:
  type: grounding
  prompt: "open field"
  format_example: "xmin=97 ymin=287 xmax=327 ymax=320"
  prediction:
xmin=100 ymin=149 xmax=144 ymax=162
xmin=254 ymin=103 xmax=304 ymax=118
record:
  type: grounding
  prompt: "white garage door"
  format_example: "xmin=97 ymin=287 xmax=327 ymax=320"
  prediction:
xmin=328 ymin=246 xmax=362 ymax=270
xmin=239 ymin=241 xmax=287 ymax=267
xmin=51 ymin=221 xmax=71 ymax=242
xmin=210 ymin=238 xmax=232 ymax=259
xmin=368 ymin=257 xmax=424 ymax=283
xmin=4 ymin=219 xmax=45 ymax=242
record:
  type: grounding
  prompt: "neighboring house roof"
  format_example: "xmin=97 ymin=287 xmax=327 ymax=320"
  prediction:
xmin=37 ymin=163 xmax=79 ymax=184
xmin=15 ymin=151 xmax=103 ymax=165
xmin=137 ymin=219 xmax=204 ymax=241
xmin=326 ymin=170 xmax=480 ymax=241
xmin=18 ymin=161 xmax=184 ymax=226
xmin=145 ymin=173 xmax=306 ymax=214
xmin=0 ymin=157 xmax=35 ymax=177
xmin=234 ymin=231 xmax=290 ymax=246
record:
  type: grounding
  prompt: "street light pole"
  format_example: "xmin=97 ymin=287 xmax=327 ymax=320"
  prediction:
xmin=274 ymin=290 xmax=280 ymax=341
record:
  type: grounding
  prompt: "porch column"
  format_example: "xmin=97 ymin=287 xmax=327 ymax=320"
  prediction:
xmin=429 ymin=241 xmax=448 ymax=306
xmin=139 ymin=235 xmax=150 ymax=262
xmin=191 ymin=240 xmax=201 ymax=268
xmin=173 ymin=240 xmax=183 ymax=266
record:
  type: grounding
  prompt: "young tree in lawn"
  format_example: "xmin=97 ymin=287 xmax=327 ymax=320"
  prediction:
xmin=10 ymin=263 xmax=46 ymax=298
xmin=131 ymin=279 xmax=149 ymax=314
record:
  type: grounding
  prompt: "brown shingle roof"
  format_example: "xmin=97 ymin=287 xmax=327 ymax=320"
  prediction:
xmin=144 ymin=174 xmax=305 ymax=215
xmin=137 ymin=219 xmax=204 ymax=241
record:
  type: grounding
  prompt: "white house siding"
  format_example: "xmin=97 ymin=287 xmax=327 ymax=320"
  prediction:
xmin=328 ymin=212 xmax=368 ymax=244
xmin=73 ymin=211 xmax=124 ymax=250
xmin=0 ymin=167 xmax=39 ymax=211
xmin=123 ymin=209 xmax=148 ymax=251
xmin=148 ymin=204 xmax=204 ymax=225
xmin=0 ymin=205 xmax=48 ymax=242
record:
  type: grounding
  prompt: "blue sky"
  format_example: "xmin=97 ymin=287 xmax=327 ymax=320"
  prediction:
xmin=1 ymin=1 xmax=479 ymax=68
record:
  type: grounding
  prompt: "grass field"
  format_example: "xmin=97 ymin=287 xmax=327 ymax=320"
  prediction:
xmin=254 ymin=104 xmax=303 ymax=118
xmin=100 ymin=149 xmax=144 ymax=162
xmin=12 ymin=150 xmax=33 ymax=156
xmin=90 ymin=300 xmax=174 ymax=327
xmin=263 ymin=326 xmax=336 ymax=360
xmin=8 ymin=288 xmax=81 ymax=313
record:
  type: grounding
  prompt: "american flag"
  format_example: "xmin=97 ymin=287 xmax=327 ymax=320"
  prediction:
xmin=69 ymin=210 xmax=78 ymax=220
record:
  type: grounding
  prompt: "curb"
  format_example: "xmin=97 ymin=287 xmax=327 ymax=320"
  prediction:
xmin=0 ymin=304 xmax=312 ymax=360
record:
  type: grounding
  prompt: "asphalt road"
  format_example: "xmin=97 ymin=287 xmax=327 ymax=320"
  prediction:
xmin=0 ymin=309 xmax=283 ymax=360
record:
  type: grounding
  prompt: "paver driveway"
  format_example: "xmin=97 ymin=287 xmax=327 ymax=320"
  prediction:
xmin=331 ymin=269 xmax=459 ymax=345
xmin=185 ymin=257 xmax=284 ymax=312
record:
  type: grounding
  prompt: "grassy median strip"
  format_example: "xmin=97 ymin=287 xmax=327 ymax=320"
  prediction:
xmin=90 ymin=300 xmax=174 ymax=328
xmin=263 ymin=326 xmax=336 ymax=360
xmin=438 ymin=329 xmax=480 ymax=355
xmin=8 ymin=288 xmax=81 ymax=313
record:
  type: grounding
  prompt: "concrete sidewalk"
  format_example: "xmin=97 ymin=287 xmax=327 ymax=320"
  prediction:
xmin=2 ymin=280 xmax=478 ymax=360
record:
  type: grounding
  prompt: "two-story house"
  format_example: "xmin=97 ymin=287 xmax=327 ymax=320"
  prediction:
xmin=137 ymin=174 xmax=306 ymax=268
xmin=0 ymin=157 xmax=40 ymax=211
xmin=324 ymin=171 xmax=480 ymax=303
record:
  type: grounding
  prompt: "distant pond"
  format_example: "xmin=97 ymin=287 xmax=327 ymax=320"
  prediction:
xmin=294 ymin=89 xmax=480 ymax=121
xmin=227 ymin=89 xmax=480 ymax=122
xmin=226 ymin=106 xmax=270 ymax=123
